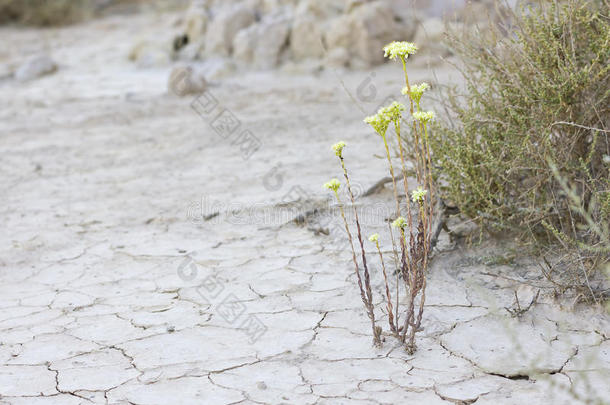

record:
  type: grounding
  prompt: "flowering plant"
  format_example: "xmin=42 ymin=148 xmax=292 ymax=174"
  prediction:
xmin=325 ymin=41 xmax=436 ymax=353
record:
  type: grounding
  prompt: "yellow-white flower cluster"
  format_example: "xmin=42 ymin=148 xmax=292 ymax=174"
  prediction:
xmin=411 ymin=186 xmax=428 ymax=203
xmin=368 ymin=233 xmax=379 ymax=243
xmin=324 ymin=178 xmax=341 ymax=192
xmin=402 ymin=82 xmax=429 ymax=105
xmin=364 ymin=102 xmax=406 ymax=136
xmin=391 ymin=216 xmax=407 ymax=229
xmin=379 ymin=101 xmax=406 ymax=122
xmin=412 ymin=110 xmax=435 ymax=124
xmin=363 ymin=112 xmax=390 ymax=136
xmin=332 ymin=141 xmax=346 ymax=157
xmin=383 ymin=41 xmax=418 ymax=61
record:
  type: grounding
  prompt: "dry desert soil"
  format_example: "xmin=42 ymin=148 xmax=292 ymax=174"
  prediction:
xmin=0 ymin=9 xmax=608 ymax=405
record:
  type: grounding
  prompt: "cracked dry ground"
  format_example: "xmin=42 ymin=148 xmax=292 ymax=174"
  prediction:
xmin=1 ymin=15 xmax=609 ymax=405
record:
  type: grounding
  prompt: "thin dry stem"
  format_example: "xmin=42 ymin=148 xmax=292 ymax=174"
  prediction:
xmin=333 ymin=190 xmax=369 ymax=320
xmin=339 ymin=157 xmax=381 ymax=347
xmin=375 ymin=240 xmax=396 ymax=334
xmin=381 ymin=134 xmax=402 ymax=217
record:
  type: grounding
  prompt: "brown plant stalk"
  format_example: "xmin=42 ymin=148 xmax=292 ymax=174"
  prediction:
xmin=373 ymin=237 xmax=396 ymax=333
xmin=339 ymin=156 xmax=381 ymax=346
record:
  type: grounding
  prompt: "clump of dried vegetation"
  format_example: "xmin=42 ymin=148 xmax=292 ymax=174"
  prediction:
xmin=325 ymin=41 xmax=436 ymax=352
xmin=432 ymin=0 xmax=609 ymax=302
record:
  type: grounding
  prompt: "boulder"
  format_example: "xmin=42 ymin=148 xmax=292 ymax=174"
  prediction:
xmin=415 ymin=17 xmax=445 ymax=44
xmin=324 ymin=47 xmax=349 ymax=68
xmin=199 ymin=57 xmax=236 ymax=80
xmin=324 ymin=1 xmax=417 ymax=67
xmin=413 ymin=17 xmax=450 ymax=58
xmin=0 ymin=62 xmax=13 ymax=81
xmin=129 ymin=41 xmax=171 ymax=68
xmin=350 ymin=1 xmax=405 ymax=65
xmin=255 ymin=16 xmax=291 ymax=69
xmin=414 ymin=17 xmax=454 ymax=65
xmin=176 ymin=42 xmax=205 ymax=61
xmin=167 ymin=65 xmax=208 ymax=96
xmin=204 ymin=0 xmax=249 ymax=8
xmin=183 ymin=0 xmax=211 ymax=44
xmin=324 ymin=14 xmax=353 ymax=50
xmin=233 ymin=14 xmax=291 ymax=70
xmin=295 ymin=0 xmax=346 ymax=19
xmin=290 ymin=15 xmax=324 ymax=60
xmin=177 ymin=0 xmax=423 ymax=69
xmin=344 ymin=0 xmax=365 ymax=13
xmin=14 ymin=55 xmax=57 ymax=82
xmin=260 ymin=0 xmax=298 ymax=15
xmin=205 ymin=4 xmax=256 ymax=56
xmin=232 ymin=25 xmax=257 ymax=65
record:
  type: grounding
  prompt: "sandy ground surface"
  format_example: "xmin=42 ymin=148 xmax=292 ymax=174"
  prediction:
xmin=0 ymin=11 xmax=609 ymax=405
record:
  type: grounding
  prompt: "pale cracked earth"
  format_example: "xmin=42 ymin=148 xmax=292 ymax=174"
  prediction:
xmin=1 ymin=12 xmax=609 ymax=405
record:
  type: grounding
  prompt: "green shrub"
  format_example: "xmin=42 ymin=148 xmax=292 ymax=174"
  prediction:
xmin=432 ymin=0 xmax=609 ymax=299
xmin=0 ymin=0 xmax=92 ymax=26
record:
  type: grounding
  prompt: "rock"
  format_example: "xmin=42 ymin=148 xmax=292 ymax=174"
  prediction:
xmin=260 ymin=0 xmax=297 ymax=14
xmin=324 ymin=15 xmax=353 ymax=50
xmin=172 ymin=34 xmax=189 ymax=54
xmin=14 ymin=54 xmax=57 ymax=82
xmin=183 ymin=0 xmax=211 ymax=44
xmin=290 ymin=15 xmax=324 ymax=60
xmin=128 ymin=40 xmax=146 ymax=61
xmin=129 ymin=40 xmax=171 ymax=68
xmin=199 ymin=57 xmax=235 ymax=80
xmin=205 ymin=4 xmax=256 ymax=56
xmin=181 ymin=0 xmax=419 ymax=68
xmin=138 ymin=51 xmax=171 ymax=68
xmin=0 ymin=63 xmax=15 ymax=81
xmin=233 ymin=14 xmax=291 ymax=70
xmin=295 ymin=0 xmax=346 ymax=19
xmin=413 ymin=17 xmax=451 ymax=59
xmin=167 ymin=65 xmax=208 ymax=96
xmin=176 ymin=41 xmax=204 ymax=61
xmin=324 ymin=1 xmax=416 ymax=67
xmin=324 ymin=47 xmax=349 ymax=68
xmin=415 ymin=17 xmax=445 ymax=44
xmin=280 ymin=59 xmax=323 ymax=75
xmin=344 ymin=0 xmax=365 ymax=13
xmin=349 ymin=1 xmax=407 ymax=66
xmin=255 ymin=16 xmax=291 ymax=69
xmin=387 ymin=0 xmax=413 ymax=24
xmin=134 ymin=49 xmax=171 ymax=68
xmin=233 ymin=25 xmax=257 ymax=65
xmin=454 ymin=0 xmax=498 ymax=24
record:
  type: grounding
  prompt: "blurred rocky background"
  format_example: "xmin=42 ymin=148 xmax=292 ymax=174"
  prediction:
xmin=0 ymin=0 xmax=514 ymax=86
xmin=165 ymin=0 xmax=502 ymax=73
xmin=0 ymin=0 xmax=510 ymax=79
